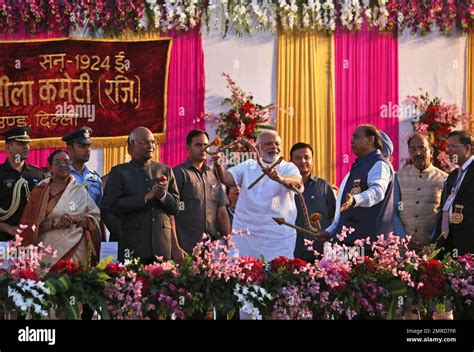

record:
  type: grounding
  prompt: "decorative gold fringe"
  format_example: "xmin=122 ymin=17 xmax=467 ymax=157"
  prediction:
xmin=0 ymin=133 xmax=166 ymax=151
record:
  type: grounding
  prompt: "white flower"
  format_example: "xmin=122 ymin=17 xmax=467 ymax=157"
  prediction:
xmin=233 ymin=284 xmax=271 ymax=320
xmin=398 ymin=11 xmax=404 ymax=26
xmin=152 ymin=5 xmax=162 ymax=29
xmin=321 ymin=0 xmax=336 ymax=31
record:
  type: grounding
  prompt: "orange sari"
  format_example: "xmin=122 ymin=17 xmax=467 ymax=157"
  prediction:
xmin=20 ymin=176 xmax=101 ymax=266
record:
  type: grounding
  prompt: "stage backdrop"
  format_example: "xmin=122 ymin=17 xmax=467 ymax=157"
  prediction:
xmin=0 ymin=38 xmax=171 ymax=149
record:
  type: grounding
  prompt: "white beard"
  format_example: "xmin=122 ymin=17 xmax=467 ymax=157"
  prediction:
xmin=261 ymin=153 xmax=280 ymax=164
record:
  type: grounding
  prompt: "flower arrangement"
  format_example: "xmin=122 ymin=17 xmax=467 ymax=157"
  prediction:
xmin=234 ymin=283 xmax=273 ymax=320
xmin=204 ymin=73 xmax=275 ymax=149
xmin=1 ymin=1 xmax=472 ymax=37
xmin=0 ymin=233 xmax=56 ymax=319
xmin=6 ymin=278 xmax=52 ymax=319
xmin=405 ymin=92 xmax=466 ymax=173
xmin=104 ymin=269 xmax=152 ymax=320
xmin=45 ymin=258 xmax=112 ymax=319
xmin=1 ymin=230 xmax=473 ymax=320
xmin=447 ymin=254 xmax=474 ymax=318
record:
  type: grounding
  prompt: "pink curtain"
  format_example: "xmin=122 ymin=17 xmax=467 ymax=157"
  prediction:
xmin=335 ymin=25 xmax=399 ymax=185
xmin=159 ymin=26 xmax=205 ymax=167
xmin=0 ymin=148 xmax=59 ymax=168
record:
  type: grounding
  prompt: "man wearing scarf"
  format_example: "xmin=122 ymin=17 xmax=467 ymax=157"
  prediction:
xmin=323 ymin=125 xmax=395 ymax=246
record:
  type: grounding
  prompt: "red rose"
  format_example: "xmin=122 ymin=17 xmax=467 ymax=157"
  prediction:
xmin=426 ymin=259 xmax=443 ymax=269
xmin=417 ymin=260 xmax=445 ymax=300
xmin=225 ymin=110 xmax=238 ymax=122
xmin=136 ymin=276 xmax=150 ymax=296
xmin=50 ymin=259 xmax=80 ymax=274
xmin=423 ymin=105 xmax=441 ymax=125
xmin=290 ymin=258 xmax=308 ymax=269
xmin=270 ymin=256 xmax=307 ymax=273
xmin=241 ymin=101 xmax=256 ymax=115
xmin=270 ymin=256 xmax=291 ymax=272
xmin=243 ymin=119 xmax=257 ymax=136
xmin=148 ymin=266 xmax=165 ymax=279
xmin=16 ymin=269 xmax=40 ymax=282
xmin=435 ymin=123 xmax=451 ymax=137
xmin=427 ymin=105 xmax=441 ymax=114
xmin=105 ymin=263 xmax=126 ymax=276
xmin=229 ymin=125 xmax=243 ymax=139
xmin=238 ymin=256 xmax=266 ymax=283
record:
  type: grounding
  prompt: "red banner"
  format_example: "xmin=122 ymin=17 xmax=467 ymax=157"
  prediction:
xmin=0 ymin=38 xmax=171 ymax=147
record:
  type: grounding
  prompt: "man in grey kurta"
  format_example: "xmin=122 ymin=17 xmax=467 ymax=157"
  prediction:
xmin=174 ymin=130 xmax=230 ymax=253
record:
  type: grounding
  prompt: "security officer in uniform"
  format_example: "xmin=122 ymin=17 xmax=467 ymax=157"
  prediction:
xmin=0 ymin=127 xmax=44 ymax=241
xmin=62 ymin=127 xmax=103 ymax=321
xmin=62 ymin=127 xmax=102 ymax=207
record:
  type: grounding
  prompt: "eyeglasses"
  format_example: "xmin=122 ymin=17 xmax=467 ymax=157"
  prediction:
xmin=52 ymin=160 xmax=72 ymax=166
xmin=134 ymin=140 xmax=156 ymax=146
xmin=446 ymin=144 xmax=465 ymax=150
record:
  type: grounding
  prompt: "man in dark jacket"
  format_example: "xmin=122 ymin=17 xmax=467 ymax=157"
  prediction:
xmin=434 ymin=130 xmax=473 ymax=320
xmin=102 ymin=127 xmax=184 ymax=263
xmin=290 ymin=142 xmax=336 ymax=261
xmin=435 ymin=130 xmax=474 ymax=256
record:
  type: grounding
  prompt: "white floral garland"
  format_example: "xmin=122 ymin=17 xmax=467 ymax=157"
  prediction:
xmin=129 ymin=1 xmax=470 ymax=36
xmin=340 ymin=0 xmax=363 ymax=31
xmin=233 ymin=283 xmax=273 ymax=320
xmin=7 ymin=279 xmax=51 ymax=318
xmin=13 ymin=0 xmax=472 ymax=37
xmin=145 ymin=0 xmax=202 ymax=33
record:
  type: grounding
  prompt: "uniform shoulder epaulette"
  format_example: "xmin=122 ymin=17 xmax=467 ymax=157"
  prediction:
xmin=29 ymin=164 xmax=44 ymax=172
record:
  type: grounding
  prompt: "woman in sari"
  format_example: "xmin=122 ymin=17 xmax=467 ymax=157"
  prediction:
xmin=20 ymin=150 xmax=101 ymax=267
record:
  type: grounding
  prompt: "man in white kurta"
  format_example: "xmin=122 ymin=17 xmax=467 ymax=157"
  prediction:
xmin=214 ymin=130 xmax=303 ymax=261
xmin=228 ymin=158 xmax=300 ymax=260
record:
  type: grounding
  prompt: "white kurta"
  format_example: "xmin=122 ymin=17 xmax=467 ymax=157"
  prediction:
xmin=228 ymin=159 xmax=301 ymax=261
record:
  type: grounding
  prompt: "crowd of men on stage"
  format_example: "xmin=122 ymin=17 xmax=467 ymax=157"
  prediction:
xmin=1 ymin=125 xmax=473 ymax=270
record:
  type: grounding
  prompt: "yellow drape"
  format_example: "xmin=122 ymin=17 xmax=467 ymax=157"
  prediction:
xmin=102 ymin=29 xmax=163 ymax=173
xmin=103 ymin=146 xmax=160 ymax=176
xmin=277 ymin=31 xmax=335 ymax=185
xmin=467 ymin=31 xmax=474 ymax=133
xmin=118 ymin=29 xmax=161 ymax=40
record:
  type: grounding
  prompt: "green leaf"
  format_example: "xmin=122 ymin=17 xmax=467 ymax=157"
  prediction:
xmin=46 ymin=276 xmax=72 ymax=294
xmin=96 ymin=272 xmax=111 ymax=281
xmin=226 ymin=308 xmax=235 ymax=320
xmin=65 ymin=301 xmax=79 ymax=320
xmin=96 ymin=256 xmax=113 ymax=271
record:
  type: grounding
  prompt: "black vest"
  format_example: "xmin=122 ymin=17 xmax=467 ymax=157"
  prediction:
xmin=334 ymin=151 xmax=395 ymax=245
